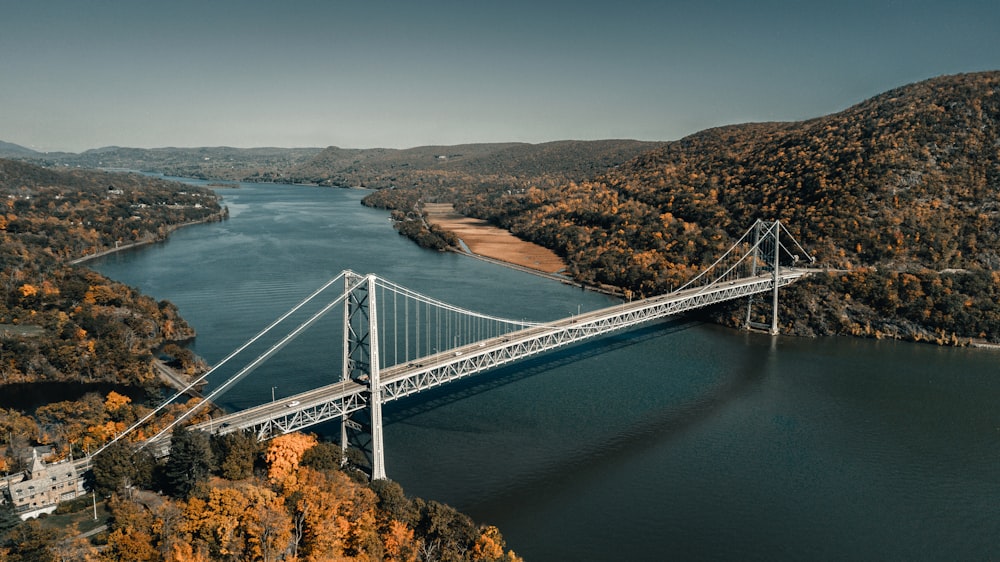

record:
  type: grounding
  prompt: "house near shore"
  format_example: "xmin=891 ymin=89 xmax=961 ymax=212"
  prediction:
xmin=0 ymin=448 xmax=86 ymax=519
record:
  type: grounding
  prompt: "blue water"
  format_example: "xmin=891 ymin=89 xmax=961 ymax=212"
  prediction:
xmin=90 ymin=181 xmax=1000 ymax=561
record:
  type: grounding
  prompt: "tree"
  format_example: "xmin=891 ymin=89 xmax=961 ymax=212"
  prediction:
xmin=164 ymin=426 xmax=214 ymax=498
xmin=299 ymin=440 xmax=344 ymax=475
xmin=413 ymin=498 xmax=477 ymax=562
xmin=264 ymin=432 xmax=316 ymax=486
xmin=2 ymin=520 xmax=59 ymax=562
xmin=90 ymin=440 xmax=155 ymax=496
xmin=0 ymin=499 xmax=20 ymax=535
xmin=370 ymin=479 xmax=416 ymax=529
xmin=211 ymin=430 xmax=261 ymax=481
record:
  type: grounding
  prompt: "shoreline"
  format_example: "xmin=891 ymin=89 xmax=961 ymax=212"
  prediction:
xmin=446 ymin=245 xmax=623 ymax=297
xmin=68 ymin=210 xmax=227 ymax=265
xmin=423 ymin=203 xmax=623 ymax=298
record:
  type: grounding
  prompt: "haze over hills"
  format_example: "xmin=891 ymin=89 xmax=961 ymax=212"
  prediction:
xmin=288 ymin=140 xmax=667 ymax=188
xmin=4 ymin=139 xmax=666 ymax=189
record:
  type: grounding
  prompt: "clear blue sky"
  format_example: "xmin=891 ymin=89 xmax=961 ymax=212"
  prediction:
xmin=1 ymin=0 xmax=997 ymax=152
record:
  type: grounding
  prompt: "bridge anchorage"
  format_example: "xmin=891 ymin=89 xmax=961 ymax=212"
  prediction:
xmin=96 ymin=220 xmax=817 ymax=481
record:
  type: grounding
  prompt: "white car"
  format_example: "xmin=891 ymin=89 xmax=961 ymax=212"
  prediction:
xmin=286 ymin=400 xmax=300 ymax=408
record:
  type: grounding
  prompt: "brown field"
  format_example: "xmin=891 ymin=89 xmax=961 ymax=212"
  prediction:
xmin=424 ymin=203 xmax=567 ymax=274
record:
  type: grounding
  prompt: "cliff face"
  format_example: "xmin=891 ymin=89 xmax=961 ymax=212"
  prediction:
xmin=461 ymin=72 xmax=1000 ymax=343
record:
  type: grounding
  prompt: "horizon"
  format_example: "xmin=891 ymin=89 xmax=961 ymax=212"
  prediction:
xmin=2 ymin=1 xmax=998 ymax=153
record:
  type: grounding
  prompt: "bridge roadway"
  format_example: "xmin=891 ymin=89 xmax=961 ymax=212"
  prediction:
xmin=184 ymin=268 xmax=817 ymax=441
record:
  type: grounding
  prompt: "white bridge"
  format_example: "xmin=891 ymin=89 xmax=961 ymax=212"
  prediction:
xmin=102 ymin=220 xmax=820 ymax=480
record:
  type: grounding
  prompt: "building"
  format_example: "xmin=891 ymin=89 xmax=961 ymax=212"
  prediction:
xmin=2 ymin=449 xmax=86 ymax=519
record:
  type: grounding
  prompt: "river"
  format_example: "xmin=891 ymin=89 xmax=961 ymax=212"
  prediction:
xmin=89 ymin=180 xmax=1000 ymax=561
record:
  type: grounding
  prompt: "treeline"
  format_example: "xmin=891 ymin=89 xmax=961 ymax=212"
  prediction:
xmin=1 ymin=430 xmax=522 ymax=562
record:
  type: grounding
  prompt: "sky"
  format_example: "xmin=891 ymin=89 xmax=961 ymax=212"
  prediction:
xmin=1 ymin=0 xmax=998 ymax=153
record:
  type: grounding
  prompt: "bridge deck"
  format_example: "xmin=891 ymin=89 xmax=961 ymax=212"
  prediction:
xmin=190 ymin=268 xmax=817 ymax=440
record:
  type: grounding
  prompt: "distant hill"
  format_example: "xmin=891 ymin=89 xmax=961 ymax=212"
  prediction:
xmin=0 ymin=140 xmax=39 ymax=157
xmin=19 ymin=145 xmax=325 ymax=181
xmin=289 ymin=140 xmax=666 ymax=188
xmin=458 ymin=71 xmax=1000 ymax=343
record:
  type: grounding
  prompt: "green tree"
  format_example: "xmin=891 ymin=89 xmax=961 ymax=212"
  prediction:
xmin=299 ymin=440 xmax=344 ymax=475
xmin=0 ymin=499 xmax=20 ymax=536
xmin=90 ymin=440 xmax=155 ymax=496
xmin=164 ymin=426 xmax=214 ymax=498
xmin=413 ymin=498 xmax=477 ymax=562
xmin=211 ymin=430 xmax=261 ymax=481
xmin=370 ymin=478 xmax=416 ymax=529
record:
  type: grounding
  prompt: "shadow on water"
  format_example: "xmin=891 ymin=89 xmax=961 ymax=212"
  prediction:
xmin=460 ymin=328 xmax=775 ymax=516
xmin=380 ymin=317 xmax=704 ymax=425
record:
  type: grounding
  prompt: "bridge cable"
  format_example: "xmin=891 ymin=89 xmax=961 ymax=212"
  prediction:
xmin=92 ymin=270 xmax=356 ymax=457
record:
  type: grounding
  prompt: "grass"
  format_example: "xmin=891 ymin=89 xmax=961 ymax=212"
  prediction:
xmin=37 ymin=497 xmax=109 ymax=535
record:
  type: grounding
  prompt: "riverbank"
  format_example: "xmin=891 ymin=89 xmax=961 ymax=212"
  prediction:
xmin=423 ymin=203 xmax=623 ymax=296
xmin=68 ymin=209 xmax=228 ymax=265
xmin=423 ymin=203 xmax=566 ymax=274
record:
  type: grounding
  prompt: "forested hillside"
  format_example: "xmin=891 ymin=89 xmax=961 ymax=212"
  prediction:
xmin=0 ymin=161 xmax=225 ymax=465
xmin=453 ymin=72 xmax=1000 ymax=342
xmin=356 ymin=140 xmax=666 ymax=249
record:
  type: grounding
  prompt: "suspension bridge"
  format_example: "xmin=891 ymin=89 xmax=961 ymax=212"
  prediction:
xmin=97 ymin=219 xmax=821 ymax=480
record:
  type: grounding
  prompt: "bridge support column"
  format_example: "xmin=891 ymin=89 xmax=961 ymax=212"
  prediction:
xmin=770 ymin=220 xmax=781 ymax=336
xmin=366 ymin=275 xmax=386 ymax=480
xmin=744 ymin=220 xmax=783 ymax=335
xmin=745 ymin=222 xmax=762 ymax=330
xmin=342 ymin=273 xmax=387 ymax=480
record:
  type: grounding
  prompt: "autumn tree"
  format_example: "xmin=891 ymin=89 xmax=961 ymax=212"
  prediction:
xmin=1 ymin=520 xmax=59 ymax=562
xmin=180 ymin=480 xmax=293 ymax=562
xmin=383 ymin=519 xmax=421 ymax=562
xmin=264 ymin=432 xmax=317 ymax=486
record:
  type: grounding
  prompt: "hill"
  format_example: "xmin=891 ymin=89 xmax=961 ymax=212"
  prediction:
xmin=455 ymin=72 xmax=1000 ymax=343
xmin=289 ymin=139 xmax=666 ymax=188
xmin=0 ymin=159 xmax=226 ymax=390
xmin=0 ymin=141 xmax=39 ymax=158
xmin=19 ymin=145 xmax=324 ymax=182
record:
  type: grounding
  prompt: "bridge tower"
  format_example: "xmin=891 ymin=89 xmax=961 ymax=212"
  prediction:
xmin=744 ymin=219 xmax=783 ymax=335
xmin=342 ymin=272 xmax=386 ymax=480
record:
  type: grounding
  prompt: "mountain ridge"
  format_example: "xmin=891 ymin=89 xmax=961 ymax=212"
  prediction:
xmin=454 ymin=71 xmax=1000 ymax=342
